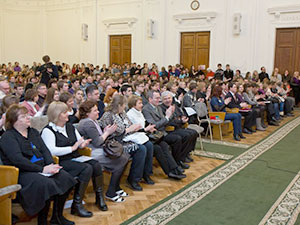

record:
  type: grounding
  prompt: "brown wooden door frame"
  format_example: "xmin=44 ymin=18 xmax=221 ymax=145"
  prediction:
xmin=109 ymin=34 xmax=132 ymax=66
xmin=274 ymin=27 xmax=300 ymax=74
xmin=180 ymin=31 xmax=210 ymax=71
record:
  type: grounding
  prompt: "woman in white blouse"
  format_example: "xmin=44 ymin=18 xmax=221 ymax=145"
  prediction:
xmin=41 ymin=101 xmax=108 ymax=218
xmin=127 ymin=95 xmax=186 ymax=180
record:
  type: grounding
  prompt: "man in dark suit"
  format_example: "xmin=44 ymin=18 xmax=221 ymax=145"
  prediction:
xmin=142 ymin=90 xmax=190 ymax=170
xmin=86 ymin=85 xmax=105 ymax=119
xmin=160 ymin=91 xmax=198 ymax=163
xmin=259 ymin=66 xmax=270 ymax=82
xmin=223 ymin=64 xmax=234 ymax=82
xmin=225 ymin=83 xmax=257 ymax=134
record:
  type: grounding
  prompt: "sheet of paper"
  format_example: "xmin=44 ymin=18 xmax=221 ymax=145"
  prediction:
xmin=184 ymin=107 xmax=197 ymax=116
xmin=39 ymin=172 xmax=53 ymax=177
xmin=71 ymin=156 xmax=93 ymax=163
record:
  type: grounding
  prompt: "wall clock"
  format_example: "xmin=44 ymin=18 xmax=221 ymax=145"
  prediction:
xmin=191 ymin=0 xmax=200 ymax=10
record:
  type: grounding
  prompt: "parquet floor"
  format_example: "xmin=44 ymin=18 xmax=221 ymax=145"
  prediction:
xmin=14 ymin=156 xmax=225 ymax=225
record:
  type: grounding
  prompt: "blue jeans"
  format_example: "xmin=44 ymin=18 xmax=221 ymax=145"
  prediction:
xmin=273 ymin=103 xmax=280 ymax=120
xmin=138 ymin=141 xmax=154 ymax=176
xmin=225 ymin=113 xmax=242 ymax=135
xmin=279 ymin=102 xmax=284 ymax=112
xmin=128 ymin=141 xmax=153 ymax=182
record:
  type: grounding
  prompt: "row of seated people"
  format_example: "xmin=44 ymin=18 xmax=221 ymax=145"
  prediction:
xmin=181 ymin=81 xmax=295 ymax=141
xmin=0 ymin=90 xmax=199 ymax=225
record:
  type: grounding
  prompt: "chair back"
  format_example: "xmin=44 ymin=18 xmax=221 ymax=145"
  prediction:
xmin=30 ymin=116 xmax=49 ymax=133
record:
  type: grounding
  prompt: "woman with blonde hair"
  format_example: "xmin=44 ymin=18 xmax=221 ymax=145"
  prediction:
xmin=41 ymin=101 xmax=108 ymax=217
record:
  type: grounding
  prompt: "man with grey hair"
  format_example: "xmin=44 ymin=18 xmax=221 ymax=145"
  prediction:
xmin=143 ymin=90 xmax=190 ymax=170
xmin=0 ymin=77 xmax=10 ymax=100
xmin=160 ymin=91 xmax=198 ymax=165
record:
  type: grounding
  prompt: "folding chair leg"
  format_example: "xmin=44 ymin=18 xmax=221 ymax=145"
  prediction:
xmin=199 ymin=134 xmax=203 ymax=150
xmin=209 ymin=124 xmax=213 ymax=142
xmin=219 ymin=124 xmax=223 ymax=141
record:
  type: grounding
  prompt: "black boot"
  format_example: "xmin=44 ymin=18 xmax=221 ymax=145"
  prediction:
xmin=50 ymin=191 xmax=75 ymax=225
xmin=38 ymin=200 xmax=50 ymax=225
xmin=92 ymin=176 xmax=108 ymax=211
xmin=71 ymin=182 xmax=93 ymax=217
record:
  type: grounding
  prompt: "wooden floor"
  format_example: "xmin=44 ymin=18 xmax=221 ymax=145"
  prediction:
xmin=220 ymin=110 xmax=300 ymax=145
xmin=15 ymin=156 xmax=224 ymax=225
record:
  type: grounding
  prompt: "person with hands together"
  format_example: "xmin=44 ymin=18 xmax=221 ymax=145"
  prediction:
xmin=77 ymin=100 xmax=129 ymax=203
xmin=99 ymin=94 xmax=150 ymax=191
xmin=127 ymin=95 xmax=186 ymax=180
xmin=0 ymin=104 xmax=76 ymax=225
xmin=41 ymin=101 xmax=108 ymax=218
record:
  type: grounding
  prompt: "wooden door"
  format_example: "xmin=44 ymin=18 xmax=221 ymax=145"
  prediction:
xmin=274 ymin=28 xmax=300 ymax=74
xmin=110 ymin=35 xmax=131 ymax=65
xmin=181 ymin=32 xmax=210 ymax=70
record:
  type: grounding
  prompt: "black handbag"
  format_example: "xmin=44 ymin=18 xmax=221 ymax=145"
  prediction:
xmin=103 ymin=137 xmax=123 ymax=159
xmin=147 ymin=131 xmax=164 ymax=144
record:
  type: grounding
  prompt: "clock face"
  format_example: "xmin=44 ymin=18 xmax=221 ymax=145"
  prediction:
xmin=191 ymin=0 xmax=200 ymax=10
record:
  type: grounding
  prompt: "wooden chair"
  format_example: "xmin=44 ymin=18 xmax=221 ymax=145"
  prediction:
xmin=0 ymin=164 xmax=21 ymax=225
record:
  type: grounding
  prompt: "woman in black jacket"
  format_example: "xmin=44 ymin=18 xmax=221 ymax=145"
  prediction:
xmin=0 ymin=104 xmax=76 ymax=225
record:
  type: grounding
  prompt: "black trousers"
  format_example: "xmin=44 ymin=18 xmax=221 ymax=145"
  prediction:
xmin=240 ymin=110 xmax=257 ymax=129
xmin=164 ymin=128 xmax=197 ymax=162
xmin=60 ymin=159 xmax=103 ymax=183
xmin=153 ymin=141 xmax=178 ymax=175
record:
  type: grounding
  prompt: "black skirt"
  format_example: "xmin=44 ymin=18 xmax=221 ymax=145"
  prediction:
xmin=18 ymin=169 xmax=76 ymax=216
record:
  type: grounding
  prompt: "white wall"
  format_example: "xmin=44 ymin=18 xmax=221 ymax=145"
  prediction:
xmin=0 ymin=0 xmax=300 ymax=74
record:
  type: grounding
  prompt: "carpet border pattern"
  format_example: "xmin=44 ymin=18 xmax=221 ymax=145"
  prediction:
xmin=202 ymin=139 xmax=250 ymax=149
xmin=259 ymin=173 xmax=300 ymax=225
xmin=193 ymin=150 xmax=234 ymax=160
xmin=127 ymin=116 xmax=300 ymax=225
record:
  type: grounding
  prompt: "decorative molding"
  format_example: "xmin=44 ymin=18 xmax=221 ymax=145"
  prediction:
xmin=268 ymin=5 xmax=300 ymax=20
xmin=173 ymin=12 xmax=217 ymax=24
xmin=268 ymin=5 xmax=300 ymax=14
xmin=103 ymin=17 xmax=137 ymax=28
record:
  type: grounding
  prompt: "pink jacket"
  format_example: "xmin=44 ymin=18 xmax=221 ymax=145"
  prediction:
xmin=21 ymin=101 xmax=40 ymax=117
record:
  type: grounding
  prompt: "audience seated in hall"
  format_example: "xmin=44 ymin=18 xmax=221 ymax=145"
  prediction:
xmin=0 ymin=56 xmax=299 ymax=225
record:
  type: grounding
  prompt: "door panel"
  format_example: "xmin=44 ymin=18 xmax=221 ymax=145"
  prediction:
xmin=181 ymin=32 xmax=210 ymax=70
xmin=274 ymin=28 xmax=300 ymax=74
xmin=110 ymin=35 xmax=131 ymax=65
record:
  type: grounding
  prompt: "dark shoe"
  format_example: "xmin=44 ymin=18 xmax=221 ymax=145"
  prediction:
xmin=233 ymin=135 xmax=240 ymax=141
xmin=183 ymin=157 xmax=192 ymax=163
xmin=242 ymin=128 xmax=252 ymax=134
xmin=286 ymin=113 xmax=293 ymax=117
xmin=92 ymin=176 xmax=108 ymax=211
xmin=178 ymin=161 xmax=190 ymax=169
xmin=177 ymin=166 xmax=185 ymax=174
xmin=143 ymin=176 xmax=155 ymax=185
xmin=238 ymin=133 xmax=246 ymax=139
xmin=186 ymin=154 xmax=194 ymax=162
xmin=50 ymin=191 xmax=75 ymax=225
xmin=269 ymin=120 xmax=279 ymax=126
xmin=71 ymin=182 xmax=93 ymax=217
xmin=38 ymin=200 xmax=50 ymax=225
xmin=127 ymin=180 xmax=143 ymax=191
xmin=168 ymin=171 xmax=186 ymax=180
xmin=248 ymin=128 xmax=256 ymax=133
